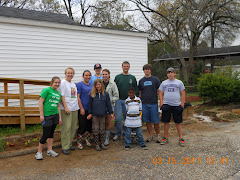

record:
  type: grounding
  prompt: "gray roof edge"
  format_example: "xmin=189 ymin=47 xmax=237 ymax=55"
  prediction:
xmin=0 ymin=6 xmax=147 ymax=36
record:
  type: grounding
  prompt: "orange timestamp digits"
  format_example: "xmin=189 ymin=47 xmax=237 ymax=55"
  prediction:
xmin=153 ymin=157 xmax=229 ymax=165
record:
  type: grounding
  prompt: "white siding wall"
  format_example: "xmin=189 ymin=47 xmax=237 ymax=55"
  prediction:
xmin=0 ymin=17 xmax=148 ymax=107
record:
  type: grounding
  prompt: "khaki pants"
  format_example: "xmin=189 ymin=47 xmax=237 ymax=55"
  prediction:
xmin=61 ymin=110 xmax=78 ymax=150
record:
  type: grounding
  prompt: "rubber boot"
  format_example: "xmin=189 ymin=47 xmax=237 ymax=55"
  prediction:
xmin=100 ymin=133 xmax=107 ymax=150
xmin=93 ymin=134 xmax=101 ymax=151
xmin=84 ymin=131 xmax=92 ymax=147
xmin=77 ymin=134 xmax=83 ymax=150
xmin=104 ymin=130 xmax=110 ymax=146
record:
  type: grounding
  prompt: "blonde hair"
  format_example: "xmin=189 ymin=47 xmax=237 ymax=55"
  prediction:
xmin=65 ymin=67 xmax=75 ymax=75
xmin=90 ymin=79 xmax=105 ymax=98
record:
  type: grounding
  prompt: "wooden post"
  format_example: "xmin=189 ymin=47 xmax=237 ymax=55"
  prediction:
xmin=19 ymin=80 xmax=25 ymax=130
xmin=4 ymin=82 xmax=8 ymax=106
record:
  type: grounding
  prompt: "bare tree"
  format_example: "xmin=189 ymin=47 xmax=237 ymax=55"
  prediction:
xmin=128 ymin=0 xmax=240 ymax=83
xmin=90 ymin=0 xmax=133 ymax=30
xmin=62 ymin=0 xmax=96 ymax=25
xmin=0 ymin=0 xmax=35 ymax=8
xmin=1 ymin=0 xmax=65 ymax=13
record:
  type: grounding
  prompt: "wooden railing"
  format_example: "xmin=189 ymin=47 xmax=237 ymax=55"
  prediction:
xmin=0 ymin=77 xmax=50 ymax=130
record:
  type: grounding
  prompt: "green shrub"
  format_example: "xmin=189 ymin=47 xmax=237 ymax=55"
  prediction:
xmin=197 ymin=68 xmax=240 ymax=104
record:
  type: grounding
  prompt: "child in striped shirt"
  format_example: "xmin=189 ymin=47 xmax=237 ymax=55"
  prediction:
xmin=124 ymin=87 xmax=147 ymax=150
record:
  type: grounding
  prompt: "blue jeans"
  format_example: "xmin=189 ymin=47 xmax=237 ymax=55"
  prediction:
xmin=115 ymin=100 xmax=126 ymax=137
xmin=125 ymin=127 xmax=145 ymax=146
xmin=142 ymin=104 xmax=160 ymax=124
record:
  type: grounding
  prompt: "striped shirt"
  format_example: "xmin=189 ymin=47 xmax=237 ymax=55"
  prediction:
xmin=124 ymin=96 xmax=142 ymax=127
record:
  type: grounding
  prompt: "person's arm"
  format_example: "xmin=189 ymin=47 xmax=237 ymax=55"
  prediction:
xmin=138 ymin=91 xmax=141 ymax=99
xmin=112 ymin=83 xmax=119 ymax=104
xmin=125 ymin=100 xmax=128 ymax=112
xmin=58 ymin=103 xmax=62 ymax=125
xmin=133 ymin=77 xmax=139 ymax=96
xmin=139 ymin=99 xmax=142 ymax=118
xmin=106 ymin=93 xmax=113 ymax=114
xmin=77 ymin=94 xmax=85 ymax=115
xmin=39 ymin=97 xmax=45 ymax=123
xmin=159 ymin=90 xmax=164 ymax=109
xmin=87 ymin=95 xmax=93 ymax=120
xmin=61 ymin=96 xmax=70 ymax=115
xmin=180 ymin=90 xmax=185 ymax=108
xmin=106 ymin=92 xmax=115 ymax=120
xmin=138 ymin=80 xmax=142 ymax=99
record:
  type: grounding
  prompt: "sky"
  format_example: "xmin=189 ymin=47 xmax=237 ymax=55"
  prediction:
xmin=232 ymin=35 xmax=240 ymax=46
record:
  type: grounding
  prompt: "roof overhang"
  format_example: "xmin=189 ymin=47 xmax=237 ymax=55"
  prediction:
xmin=0 ymin=16 xmax=148 ymax=38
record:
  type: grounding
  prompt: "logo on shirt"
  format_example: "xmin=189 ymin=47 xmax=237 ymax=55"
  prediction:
xmin=71 ymin=88 xmax=76 ymax=98
xmin=129 ymin=79 xmax=132 ymax=84
xmin=144 ymin=81 xmax=152 ymax=86
xmin=168 ymin=88 xmax=175 ymax=92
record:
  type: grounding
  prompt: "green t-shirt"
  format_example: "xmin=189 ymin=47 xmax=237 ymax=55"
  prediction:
xmin=114 ymin=74 xmax=138 ymax=100
xmin=40 ymin=87 xmax=61 ymax=116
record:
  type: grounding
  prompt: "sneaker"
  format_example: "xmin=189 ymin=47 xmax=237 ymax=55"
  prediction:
xmin=141 ymin=145 xmax=148 ymax=150
xmin=146 ymin=135 xmax=153 ymax=142
xmin=35 ymin=152 xmax=43 ymax=160
xmin=124 ymin=146 xmax=130 ymax=151
xmin=179 ymin=138 xmax=185 ymax=147
xmin=47 ymin=150 xmax=59 ymax=157
xmin=156 ymin=134 xmax=162 ymax=143
xmin=160 ymin=137 xmax=169 ymax=145
xmin=131 ymin=131 xmax=136 ymax=136
xmin=113 ymin=135 xmax=120 ymax=141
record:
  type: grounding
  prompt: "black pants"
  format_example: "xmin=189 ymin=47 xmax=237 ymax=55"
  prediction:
xmin=40 ymin=114 xmax=59 ymax=144
xmin=77 ymin=110 xmax=92 ymax=135
xmin=40 ymin=124 xmax=57 ymax=144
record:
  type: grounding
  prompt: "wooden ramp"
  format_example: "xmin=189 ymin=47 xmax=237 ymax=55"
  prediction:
xmin=0 ymin=77 xmax=50 ymax=129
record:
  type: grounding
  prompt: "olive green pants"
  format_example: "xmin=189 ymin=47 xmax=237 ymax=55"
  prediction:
xmin=61 ymin=110 xmax=78 ymax=150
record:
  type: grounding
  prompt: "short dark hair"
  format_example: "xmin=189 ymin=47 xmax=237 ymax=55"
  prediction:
xmin=128 ymin=87 xmax=136 ymax=92
xmin=102 ymin=69 xmax=110 ymax=74
xmin=122 ymin=61 xmax=130 ymax=66
xmin=143 ymin=64 xmax=152 ymax=71
xmin=82 ymin=70 xmax=91 ymax=76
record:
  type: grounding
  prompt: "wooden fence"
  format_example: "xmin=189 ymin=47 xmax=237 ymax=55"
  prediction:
xmin=0 ymin=77 xmax=50 ymax=130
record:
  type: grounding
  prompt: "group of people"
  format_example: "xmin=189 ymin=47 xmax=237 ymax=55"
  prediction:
xmin=35 ymin=61 xmax=186 ymax=160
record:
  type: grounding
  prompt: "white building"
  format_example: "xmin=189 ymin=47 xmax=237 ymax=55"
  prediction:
xmin=0 ymin=6 xmax=148 ymax=107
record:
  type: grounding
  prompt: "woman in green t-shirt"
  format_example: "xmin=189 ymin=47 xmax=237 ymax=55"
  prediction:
xmin=35 ymin=77 xmax=62 ymax=160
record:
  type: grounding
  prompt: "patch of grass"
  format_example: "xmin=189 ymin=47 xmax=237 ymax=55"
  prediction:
xmin=0 ymin=124 xmax=42 ymax=138
xmin=0 ymin=138 xmax=4 ymax=152
xmin=191 ymin=101 xmax=204 ymax=106
xmin=186 ymin=92 xmax=199 ymax=96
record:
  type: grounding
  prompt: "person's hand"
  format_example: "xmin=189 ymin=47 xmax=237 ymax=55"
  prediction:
xmin=87 ymin=114 xmax=92 ymax=120
xmin=65 ymin=107 xmax=70 ymax=115
xmin=111 ymin=114 xmax=115 ymax=120
xmin=181 ymin=103 xmax=184 ymax=109
xmin=40 ymin=115 xmax=44 ymax=123
xmin=80 ymin=108 xmax=85 ymax=116
xmin=159 ymin=103 xmax=163 ymax=110
xmin=59 ymin=118 xmax=62 ymax=125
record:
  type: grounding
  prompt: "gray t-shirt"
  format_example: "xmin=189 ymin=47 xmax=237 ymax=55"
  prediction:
xmin=159 ymin=79 xmax=185 ymax=106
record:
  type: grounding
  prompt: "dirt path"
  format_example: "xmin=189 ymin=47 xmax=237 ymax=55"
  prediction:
xmin=1 ymin=119 xmax=240 ymax=180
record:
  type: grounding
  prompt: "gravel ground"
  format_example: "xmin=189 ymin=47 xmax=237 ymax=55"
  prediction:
xmin=0 ymin=120 xmax=240 ymax=180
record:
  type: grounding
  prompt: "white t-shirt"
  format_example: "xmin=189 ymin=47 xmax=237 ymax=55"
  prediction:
xmin=58 ymin=79 xmax=79 ymax=111
xmin=159 ymin=79 xmax=185 ymax=106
